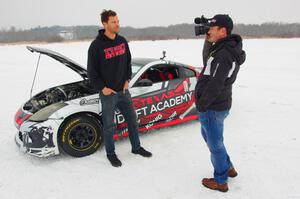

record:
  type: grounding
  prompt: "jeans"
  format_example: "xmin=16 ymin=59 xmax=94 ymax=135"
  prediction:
xmin=199 ymin=109 xmax=232 ymax=184
xmin=99 ymin=90 xmax=141 ymax=155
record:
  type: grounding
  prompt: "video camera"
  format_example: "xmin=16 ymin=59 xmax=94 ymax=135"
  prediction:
xmin=194 ymin=15 xmax=212 ymax=36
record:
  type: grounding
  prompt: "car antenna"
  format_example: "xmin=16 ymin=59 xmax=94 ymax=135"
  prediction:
xmin=160 ymin=50 xmax=166 ymax=60
xmin=30 ymin=53 xmax=42 ymax=98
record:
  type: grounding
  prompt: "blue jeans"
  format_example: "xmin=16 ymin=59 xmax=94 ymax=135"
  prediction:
xmin=99 ymin=90 xmax=141 ymax=155
xmin=199 ymin=110 xmax=232 ymax=184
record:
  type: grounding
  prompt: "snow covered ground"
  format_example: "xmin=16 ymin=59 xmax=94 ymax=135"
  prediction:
xmin=1 ymin=38 xmax=300 ymax=199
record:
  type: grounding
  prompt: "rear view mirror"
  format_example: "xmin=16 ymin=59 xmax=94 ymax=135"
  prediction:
xmin=134 ymin=79 xmax=153 ymax=87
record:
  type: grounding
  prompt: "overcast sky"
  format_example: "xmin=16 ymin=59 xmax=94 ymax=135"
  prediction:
xmin=1 ymin=0 xmax=299 ymax=30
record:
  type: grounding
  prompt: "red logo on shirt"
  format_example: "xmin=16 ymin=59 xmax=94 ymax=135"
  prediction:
xmin=104 ymin=43 xmax=126 ymax=59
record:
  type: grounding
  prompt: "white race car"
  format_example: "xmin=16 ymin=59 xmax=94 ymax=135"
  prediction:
xmin=14 ymin=46 xmax=200 ymax=158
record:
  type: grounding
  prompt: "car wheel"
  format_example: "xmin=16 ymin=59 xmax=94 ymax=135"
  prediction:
xmin=58 ymin=114 xmax=103 ymax=157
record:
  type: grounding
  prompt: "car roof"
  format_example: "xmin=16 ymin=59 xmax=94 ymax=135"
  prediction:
xmin=132 ymin=58 xmax=188 ymax=68
xmin=132 ymin=58 xmax=161 ymax=66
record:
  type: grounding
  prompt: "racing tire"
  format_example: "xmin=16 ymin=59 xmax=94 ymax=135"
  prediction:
xmin=58 ymin=114 xmax=103 ymax=157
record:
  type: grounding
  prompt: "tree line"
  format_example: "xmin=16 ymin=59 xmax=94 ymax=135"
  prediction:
xmin=1 ymin=23 xmax=300 ymax=44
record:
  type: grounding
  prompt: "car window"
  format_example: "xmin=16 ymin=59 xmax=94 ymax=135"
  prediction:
xmin=183 ymin=67 xmax=196 ymax=78
xmin=139 ymin=65 xmax=180 ymax=83
xmin=131 ymin=63 xmax=143 ymax=78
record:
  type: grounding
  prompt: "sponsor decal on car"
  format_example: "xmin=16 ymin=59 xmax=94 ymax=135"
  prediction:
xmin=116 ymin=91 xmax=193 ymax=124
xmin=79 ymin=98 xmax=99 ymax=106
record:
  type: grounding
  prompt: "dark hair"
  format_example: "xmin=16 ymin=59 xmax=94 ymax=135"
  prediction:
xmin=225 ymin=27 xmax=232 ymax=35
xmin=100 ymin=9 xmax=117 ymax=23
xmin=217 ymin=26 xmax=232 ymax=35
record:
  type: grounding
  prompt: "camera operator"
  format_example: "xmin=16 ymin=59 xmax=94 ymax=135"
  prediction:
xmin=194 ymin=14 xmax=246 ymax=192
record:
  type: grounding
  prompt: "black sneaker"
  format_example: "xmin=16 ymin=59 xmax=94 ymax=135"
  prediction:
xmin=107 ymin=154 xmax=122 ymax=167
xmin=132 ymin=147 xmax=152 ymax=157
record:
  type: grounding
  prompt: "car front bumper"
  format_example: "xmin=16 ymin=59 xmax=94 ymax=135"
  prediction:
xmin=15 ymin=120 xmax=61 ymax=158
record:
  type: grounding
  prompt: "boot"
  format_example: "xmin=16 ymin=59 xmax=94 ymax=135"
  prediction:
xmin=228 ymin=167 xmax=238 ymax=178
xmin=132 ymin=147 xmax=152 ymax=157
xmin=107 ymin=154 xmax=122 ymax=167
xmin=202 ymin=178 xmax=228 ymax=192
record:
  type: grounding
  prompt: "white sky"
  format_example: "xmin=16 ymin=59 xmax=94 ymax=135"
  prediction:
xmin=1 ymin=0 xmax=299 ymax=29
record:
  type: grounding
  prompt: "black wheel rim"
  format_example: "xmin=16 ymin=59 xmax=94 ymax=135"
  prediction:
xmin=69 ymin=123 xmax=96 ymax=150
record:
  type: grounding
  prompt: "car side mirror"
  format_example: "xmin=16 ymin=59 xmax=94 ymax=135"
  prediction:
xmin=134 ymin=79 xmax=153 ymax=87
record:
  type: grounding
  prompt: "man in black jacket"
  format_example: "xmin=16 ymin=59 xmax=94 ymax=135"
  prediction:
xmin=87 ymin=10 xmax=152 ymax=167
xmin=195 ymin=14 xmax=246 ymax=192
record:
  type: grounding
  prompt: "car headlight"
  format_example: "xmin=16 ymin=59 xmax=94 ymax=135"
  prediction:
xmin=28 ymin=102 xmax=67 ymax=122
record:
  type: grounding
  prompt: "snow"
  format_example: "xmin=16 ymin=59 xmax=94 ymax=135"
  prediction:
xmin=1 ymin=38 xmax=300 ymax=199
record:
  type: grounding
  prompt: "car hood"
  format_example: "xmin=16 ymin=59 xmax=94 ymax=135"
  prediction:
xmin=27 ymin=46 xmax=88 ymax=79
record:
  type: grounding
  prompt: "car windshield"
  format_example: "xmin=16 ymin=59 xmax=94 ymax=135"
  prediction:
xmin=131 ymin=63 xmax=144 ymax=78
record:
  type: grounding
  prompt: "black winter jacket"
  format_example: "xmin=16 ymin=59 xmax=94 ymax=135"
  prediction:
xmin=87 ymin=29 xmax=132 ymax=92
xmin=195 ymin=34 xmax=246 ymax=112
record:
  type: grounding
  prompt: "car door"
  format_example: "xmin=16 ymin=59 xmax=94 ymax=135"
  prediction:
xmin=129 ymin=63 xmax=196 ymax=129
xmin=146 ymin=63 xmax=197 ymax=123
xmin=114 ymin=63 xmax=166 ymax=131
xmin=162 ymin=65 xmax=198 ymax=122
xmin=115 ymin=63 xmax=198 ymax=132
xmin=128 ymin=64 xmax=170 ymax=130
